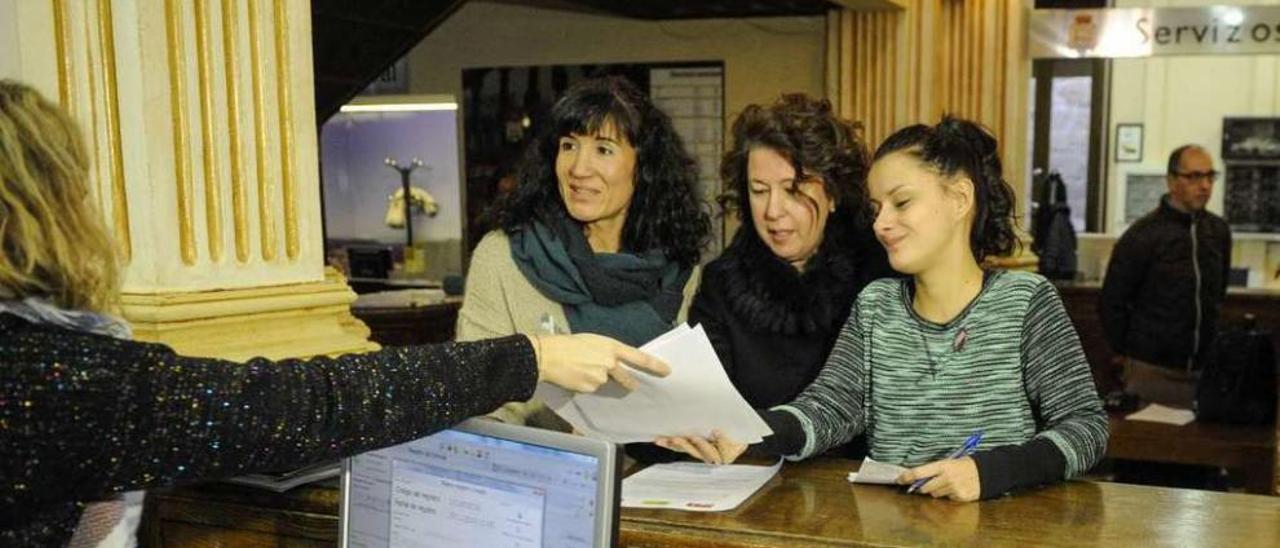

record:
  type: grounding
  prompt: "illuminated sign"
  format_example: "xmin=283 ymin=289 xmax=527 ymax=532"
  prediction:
xmin=1030 ymin=6 xmax=1280 ymax=58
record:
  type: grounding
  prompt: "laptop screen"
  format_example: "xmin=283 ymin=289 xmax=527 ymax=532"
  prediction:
xmin=341 ymin=420 xmax=617 ymax=548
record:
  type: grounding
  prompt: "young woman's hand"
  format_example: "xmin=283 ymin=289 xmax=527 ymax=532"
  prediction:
xmin=896 ymin=457 xmax=981 ymax=502
xmin=655 ymin=430 xmax=747 ymax=465
xmin=530 ymin=334 xmax=670 ymax=392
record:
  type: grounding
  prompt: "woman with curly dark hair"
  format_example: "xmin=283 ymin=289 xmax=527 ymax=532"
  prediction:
xmin=679 ymin=94 xmax=891 ymax=459
xmin=457 ymin=76 xmax=711 ymax=427
xmin=662 ymin=117 xmax=1108 ymax=504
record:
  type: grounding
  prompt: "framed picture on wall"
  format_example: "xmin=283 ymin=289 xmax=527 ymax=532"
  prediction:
xmin=1222 ymin=117 xmax=1280 ymax=161
xmin=1115 ymin=123 xmax=1142 ymax=162
xmin=1110 ymin=166 xmax=1165 ymax=233
xmin=1224 ymin=164 xmax=1280 ymax=233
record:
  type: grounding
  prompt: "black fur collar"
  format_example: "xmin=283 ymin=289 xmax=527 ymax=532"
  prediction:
xmin=705 ymin=225 xmax=872 ymax=336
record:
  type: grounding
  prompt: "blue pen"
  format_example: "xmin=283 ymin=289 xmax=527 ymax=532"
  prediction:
xmin=907 ymin=431 xmax=984 ymax=494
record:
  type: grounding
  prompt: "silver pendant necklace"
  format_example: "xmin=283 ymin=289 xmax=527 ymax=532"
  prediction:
xmin=921 ymin=327 xmax=969 ymax=376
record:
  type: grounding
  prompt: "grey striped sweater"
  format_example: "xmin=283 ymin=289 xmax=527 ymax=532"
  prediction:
xmin=764 ymin=269 xmax=1108 ymax=497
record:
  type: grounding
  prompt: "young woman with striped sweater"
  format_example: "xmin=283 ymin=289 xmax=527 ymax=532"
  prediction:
xmin=658 ymin=117 xmax=1108 ymax=502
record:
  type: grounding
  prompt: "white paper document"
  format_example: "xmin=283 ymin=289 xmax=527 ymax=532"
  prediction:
xmin=845 ymin=458 xmax=909 ymax=485
xmin=1125 ymin=403 xmax=1196 ymax=426
xmin=622 ymin=460 xmax=782 ymax=512
xmin=534 ymin=323 xmax=774 ymax=444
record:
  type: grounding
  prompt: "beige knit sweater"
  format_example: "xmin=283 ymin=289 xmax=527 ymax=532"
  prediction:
xmin=456 ymin=230 xmax=701 ymax=426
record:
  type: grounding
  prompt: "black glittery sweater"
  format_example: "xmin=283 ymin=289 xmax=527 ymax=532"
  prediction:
xmin=0 ymin=313 xmax=538 ymax=546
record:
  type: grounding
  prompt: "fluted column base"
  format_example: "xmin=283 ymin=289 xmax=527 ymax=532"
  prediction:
xmin=121 ymin=267 xmax=378 ymax=361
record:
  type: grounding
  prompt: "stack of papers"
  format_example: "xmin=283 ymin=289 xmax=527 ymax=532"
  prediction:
xmin=622 ymin=460 xmax=782 ymax=511
xmin=535 ymin=324 xmax=773 ymax=444
xmin=846 ymin=458 xmax=908 ymax=485
xmin=1125 ymin=403 xmax=1196 ymax=426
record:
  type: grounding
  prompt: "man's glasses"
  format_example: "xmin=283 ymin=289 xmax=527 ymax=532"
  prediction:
xmin=1173 ymin=170 xmax=1218 ymax=182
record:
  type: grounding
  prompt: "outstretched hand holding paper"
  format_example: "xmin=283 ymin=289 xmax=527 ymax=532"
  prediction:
xmin=534 ymin=324 xmax=773 ymax=444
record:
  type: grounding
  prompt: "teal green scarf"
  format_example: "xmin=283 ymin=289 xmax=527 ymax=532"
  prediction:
xmin=509 ymin=217 xmax=690 ymax=346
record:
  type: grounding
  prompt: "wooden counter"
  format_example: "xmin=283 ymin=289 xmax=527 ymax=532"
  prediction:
xmin=143 ymin=458 xmax=1280 ymax=547
xmin=621 ymin=458 xmax=1280 ymax=547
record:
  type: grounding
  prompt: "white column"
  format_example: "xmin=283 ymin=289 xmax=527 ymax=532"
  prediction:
xmin=1 ymin=0 xmax=374 ymax=359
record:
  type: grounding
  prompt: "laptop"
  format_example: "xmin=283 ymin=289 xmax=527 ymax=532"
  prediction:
xmin=340 ymin=418 xmax=621 ymax=548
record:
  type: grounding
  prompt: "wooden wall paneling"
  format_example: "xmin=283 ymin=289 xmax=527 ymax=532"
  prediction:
xmin=961 ymin=0 xmax=969 ymax=115
xmin=874 ymin=12 xmax=887 ymax=146
xmin=860 ymin=12 xmax=871 ymax=140
xmin=839 ymin=10 xmax=849 ymax=122
xmin=826 ymin=9 xmax=840 ymax=104
xmin=908 ymin=0 xmax=921 ymax=125
xmin=879 ymin=12 xmax=889 ymax=144
xmin=941 ymin=0 xmax=954 ymax=120
xmin=887 ymin=10 xmax=894 ymax=142
xmin=830 ymin=0 xmax=1030 ymax=220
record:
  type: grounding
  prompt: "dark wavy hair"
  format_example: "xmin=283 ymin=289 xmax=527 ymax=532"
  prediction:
xmin=494 ymin=76 xmax=710 ymax=268
xmin=872 ymin=116 xmax=1019 ymax=262
xmin=718 ymin=94 xmax=871 ymax=237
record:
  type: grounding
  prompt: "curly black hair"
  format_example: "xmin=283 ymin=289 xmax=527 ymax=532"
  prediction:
xmin=718 ymin=94 xmax=871 ymax=238
xmin=872 ymin=116 xmax=1019 ymax=262
xmin=493 ymin=76 xmax=710 ymax=268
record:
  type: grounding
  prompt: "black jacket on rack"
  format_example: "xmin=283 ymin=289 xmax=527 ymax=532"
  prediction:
xmin=1031 ymin=172 xmax=1077 ymax=280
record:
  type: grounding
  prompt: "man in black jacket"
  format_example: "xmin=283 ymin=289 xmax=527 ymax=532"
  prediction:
xmin=1100 ymin=144 xmax=1232 ymax=408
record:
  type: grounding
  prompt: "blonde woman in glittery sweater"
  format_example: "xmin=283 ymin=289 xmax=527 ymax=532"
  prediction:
xmin=0 ymin=80 xmax=669 ymax=546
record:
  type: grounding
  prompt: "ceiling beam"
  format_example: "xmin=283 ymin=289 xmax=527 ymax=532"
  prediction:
xmin=828 ymin=0 xmax=908 ymax=11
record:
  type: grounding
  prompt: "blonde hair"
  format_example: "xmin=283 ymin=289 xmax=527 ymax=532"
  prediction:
xmin=0 ymin=80 xmax=119 ymax=312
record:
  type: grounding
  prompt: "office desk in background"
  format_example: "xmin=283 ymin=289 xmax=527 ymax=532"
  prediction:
xmin=349 ymin=297 xmax=462 ymax=346
xmin=1107 ymin=411 xmax=1276 ymax=495
xmin=1056 ymin=283 xmax=1280 ymax=495
xmin=142 ymin=458 xmax=1280 ymax=547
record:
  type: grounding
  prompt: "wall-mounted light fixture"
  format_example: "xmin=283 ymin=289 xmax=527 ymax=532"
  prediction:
xmin=339 ymin=94 xmax=458 ymax=113
xmin=340 ymin=102 xmax=457 ymax=112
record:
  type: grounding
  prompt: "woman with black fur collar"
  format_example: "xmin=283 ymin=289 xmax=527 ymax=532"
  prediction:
xmin=688 ymin=94 xmax=892 ymax=457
